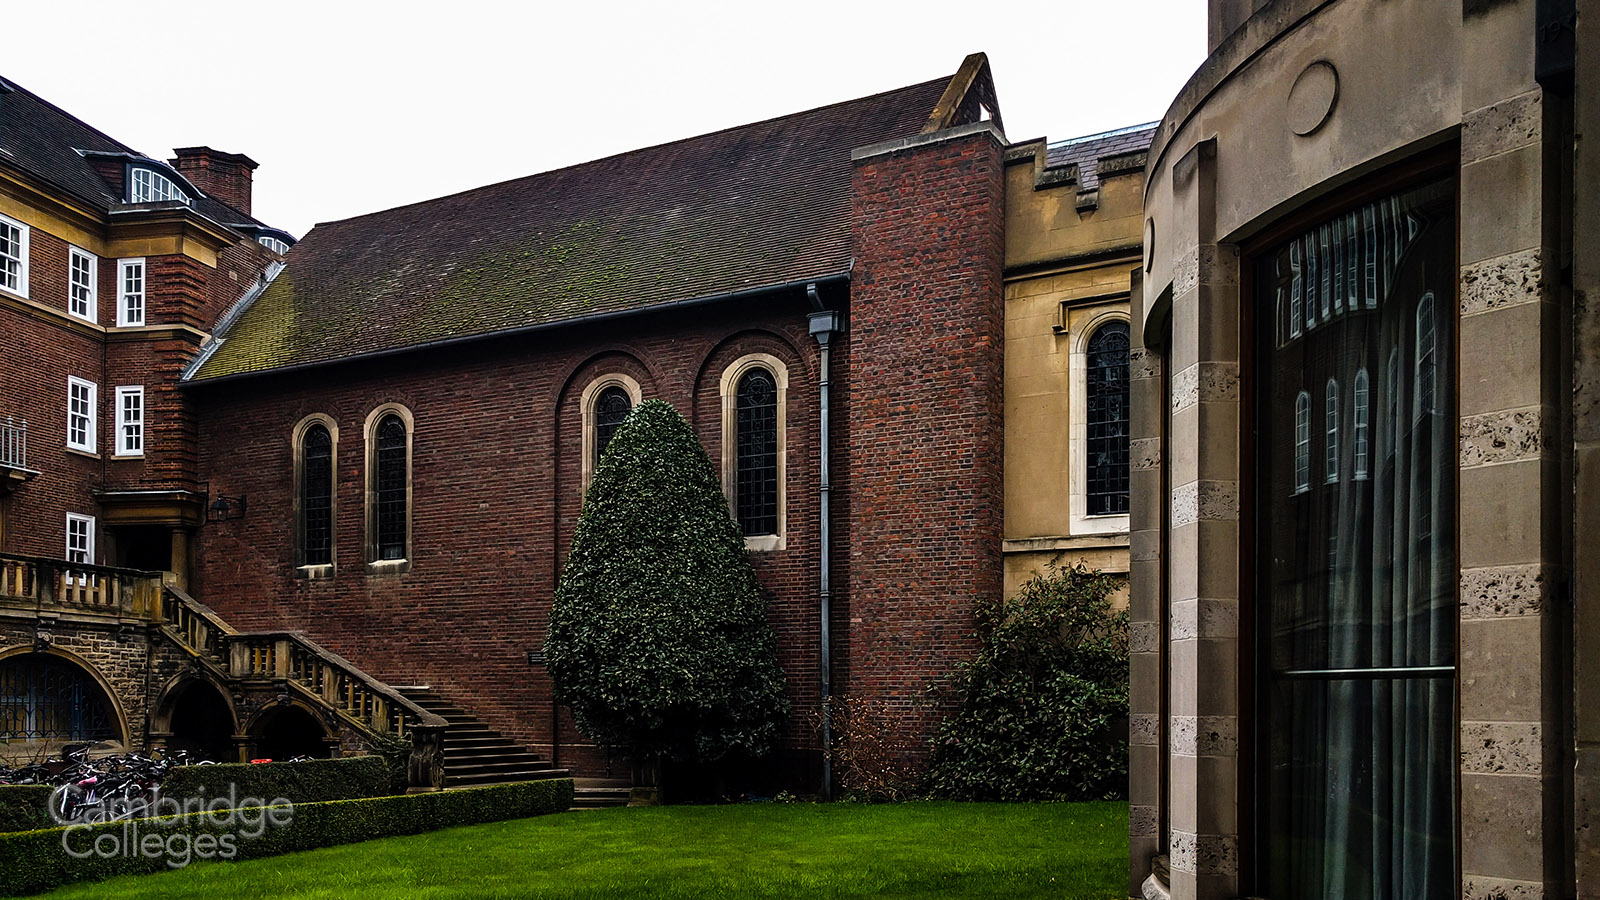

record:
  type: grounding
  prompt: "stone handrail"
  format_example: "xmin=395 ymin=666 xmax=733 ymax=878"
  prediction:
xmin=0 ymin=553 xmax=161 ymax=618
xmin=158 ymin=586 xmax=445 ymax=738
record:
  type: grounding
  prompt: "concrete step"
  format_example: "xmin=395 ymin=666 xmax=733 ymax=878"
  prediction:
xmin=448 ymin=768 xmax=571 ymax=787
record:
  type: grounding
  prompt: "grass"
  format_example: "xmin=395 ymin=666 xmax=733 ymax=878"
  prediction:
xmin=37 ymin=801 xmax=1127 ymax=900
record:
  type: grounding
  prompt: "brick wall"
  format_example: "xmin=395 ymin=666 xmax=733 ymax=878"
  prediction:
xmin=844 ymin=126 xmax=1007 ymax=754
xmin=190 ymin=299 xmax=831 ymax=784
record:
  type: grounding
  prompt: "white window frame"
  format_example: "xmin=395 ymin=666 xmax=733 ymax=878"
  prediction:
xmin=719 ymin=353 xmax=788 ymax=551
xmin=117 ymin=258 xmax=145 ymax=327
xmin=114 ymin=386 xmax=144 ymax=457
xmin=67 ymin=377 xmax=96 ymax=454
xmin=129 ymin=167 xmax=190 ymax=205
xmin=1069 ymin=308 xmax=1133 ymax=537
xmin=1325 ymin=378 xmax=1340 ymax=484
xmin=1294 ymin=390 xmax=1311 ymax=494
xmin=68 ymin=246 xmax=97 ymax=322
xmin=0 ymin=211 xmax=29 ymax=299
xmin=66 ymin=513 xmax=95 ymax=569
xmin=579 ymin=374 xmax=643 ymax=492
xmin=257 ymin=235 xmax=289 ymax=255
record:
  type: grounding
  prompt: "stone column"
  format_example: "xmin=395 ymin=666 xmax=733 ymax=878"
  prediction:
xmin=1164 ymin=139 xmax=1242 ymax=900
xmin=1456 ymin=3 xmax=1568 ymax=893
xmin=1128 ymin=268 xmax=1164 ymax=898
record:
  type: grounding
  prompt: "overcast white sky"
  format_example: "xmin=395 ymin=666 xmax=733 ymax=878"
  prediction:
xmin=5 ymin=1 xmax=1206 ymax=238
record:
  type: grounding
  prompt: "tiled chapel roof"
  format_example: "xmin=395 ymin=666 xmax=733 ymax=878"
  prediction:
xmin=191 ymin=75 xmax=956 ymax=382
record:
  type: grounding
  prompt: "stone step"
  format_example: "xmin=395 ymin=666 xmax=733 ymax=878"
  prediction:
xmin=448 ymin=768 xmax=571 ymax=788
xmin=571 ymin=786 xmax=631 ymax=809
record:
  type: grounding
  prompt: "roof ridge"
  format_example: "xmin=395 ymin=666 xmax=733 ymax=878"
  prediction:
xmin=1048 ymin=121 xmax=1160 ymax=149
xmin=0 ymin=74 xmax=139 ymax=156
xmin=307 ymin=75 xmax=955 ymax=231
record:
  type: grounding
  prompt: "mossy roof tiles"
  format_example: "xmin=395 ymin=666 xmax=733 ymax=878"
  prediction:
xmin=192 ymin=76 xmax=952 ymax=381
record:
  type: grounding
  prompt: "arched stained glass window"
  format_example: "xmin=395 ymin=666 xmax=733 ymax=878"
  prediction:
xmin=1325 ymin=378 xmax=1340 ymax=484
xmin=1353 ymin=369 xmax=1370 ymax=480
xmin=302 ymin=424 xmax=333 ymax=566
xmin=375 ymin=414 xmax=408 ymax=561
xmin=736 ymin=368 xmax=778 ymax=536
xmin=593 ymin=386 xmax=632 ymax=468
xmin=1294 ymin=390 xmax=1311 ymax=494
xmin=1086 ymin=321 xmax=1131 ymax=515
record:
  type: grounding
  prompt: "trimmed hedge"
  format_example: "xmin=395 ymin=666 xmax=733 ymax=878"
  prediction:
xmin=0 ymin=787 xmax=51 ymax=834
xmin=0 ymin=777 xmax=573 ymax=896
xmin=162 ymin=756 xmax=392 ymax=805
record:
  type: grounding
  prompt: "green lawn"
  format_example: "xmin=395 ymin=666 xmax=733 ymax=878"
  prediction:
xmin=39 ymin=801 xmax=1127 ymax=900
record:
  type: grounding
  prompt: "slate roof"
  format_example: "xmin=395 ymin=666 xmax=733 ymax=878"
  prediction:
xmin=190 ymin=75 xmax=953 ymax=382
xmin=0 ymin=76 xmax=277 ymax=233
xmin=1045 ymin=122 xmax=1158 ymax=192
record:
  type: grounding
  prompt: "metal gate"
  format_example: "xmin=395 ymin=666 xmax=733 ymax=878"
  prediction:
xmin=0 ymin=655 xmax=115 ymax=741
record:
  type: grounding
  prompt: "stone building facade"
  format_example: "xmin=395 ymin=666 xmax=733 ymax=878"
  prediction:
xmin=1128 ymin=0 xmax=1596 ymax=897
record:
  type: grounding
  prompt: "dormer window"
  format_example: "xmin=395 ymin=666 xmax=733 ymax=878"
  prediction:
xmin=129 ymin=167 xmax=190 ymax=205
xmin=257 ymin=235 xmax=289 ymax=255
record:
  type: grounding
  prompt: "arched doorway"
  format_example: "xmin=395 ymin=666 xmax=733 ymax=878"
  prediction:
xmin=0 ymin=652 xmax=122 ymax=759
xmin=159 ymin=679 xmax=236 ymax=762
xmin=249 ymin=704 xmax=332 ymax=761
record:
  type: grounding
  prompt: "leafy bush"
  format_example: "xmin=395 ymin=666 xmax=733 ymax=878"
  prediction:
xmin=544 ymin=399 xmax=789 ymax=766
xmin=0 ymin=778 xmax=572 ymax=896
xmin=808 ymin=696 xmax=921 ymax=801
xmin=0 ymin=786 xmax=51 ymax=834
xmin=924 ymin=563 xmax=1129 ymax=801
xmin=363 ymin=732 xmax=413 ymax=796
xmin=162 ymin=756 xmax=392 ymax=804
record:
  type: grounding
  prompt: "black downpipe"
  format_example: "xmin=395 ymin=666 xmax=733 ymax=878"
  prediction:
xmin=807 ymin=288 xmax=840 ymax=801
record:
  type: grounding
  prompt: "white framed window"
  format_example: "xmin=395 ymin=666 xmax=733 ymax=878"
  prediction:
xmin=257 ymin=235 xmax=289 ymax=255
xmin=67 ymin=377 xmax=96 ymax=453
xmin=117 ymin=259 xmax=145 ymax=326
xmin=115 ymin=386 xmax=143 ymax=457
xmin=68 ymin=247 xmax=97 ymax=322
xmin=719 ymin=354 xmax=788 ymax=551
xmin=129 ymin=167 xmax=190 ymax=205
xmin=0 ymin=212 xmax=28 ymax=298
xmin=66 ymin=513 xmax=94 ymax=568
xmin=579 ymin=374 xmax=643 ymax=492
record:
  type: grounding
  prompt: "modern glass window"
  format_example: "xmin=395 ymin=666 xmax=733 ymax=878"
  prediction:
xmin=257 ymin=235 xmax=290 ymax=255
xmin=68 ymin=248 xmax=96 ymax=322
xmin=1255 ymin=177 xmax=1456 ymax=900
xmin=65 ymin=513 xmax=93 ymax=567
xmin=372 ymin=413 xmax=409 ymax=562
xmin=114 ymin=386 xmax=143 ymax=456
xmin=1086 ymin=320 xmax=1131 ymax=515
xmin=735 ymin=368 xmax=779 ymax=536
xmin=0 ymin=213 xmax=27 ymax=297
xmin=118 ymin=259 xmax=145 ymax=327
xmin=593 ymin=386 xmax=632 ymax=469
xmin=301 ymin=423 xmax=333 ymax=567
xmin=67 ymin=377 xmax=96 ymax=453
xmin=129 ymin=167 xmax=190 ymax=205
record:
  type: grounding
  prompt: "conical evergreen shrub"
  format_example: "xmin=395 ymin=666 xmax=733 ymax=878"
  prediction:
xmin=543 ymin=399 xmax=789 ymax=765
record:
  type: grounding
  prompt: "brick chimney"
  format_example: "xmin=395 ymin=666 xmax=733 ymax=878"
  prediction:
xmin=169 ymin=147 xmax=258 ymax=216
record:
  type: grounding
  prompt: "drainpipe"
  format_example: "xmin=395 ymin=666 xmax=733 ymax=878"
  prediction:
xmin=807 ymin=287 xmax=840 ymax=801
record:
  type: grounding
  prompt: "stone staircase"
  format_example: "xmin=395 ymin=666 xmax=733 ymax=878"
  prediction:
xmin=395 ymin=686 xmax=570 ymax=788
xmin=571 ymin=778 xmax=632 ymax=810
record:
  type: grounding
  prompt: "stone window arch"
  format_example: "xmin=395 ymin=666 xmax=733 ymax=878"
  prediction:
xmin=292 ymin=414 xmax=338 ymax=576
xmin=363 ymin=404 xmax=414 ymax=572
xmin=579 ymin=374 xmax=642 ymax=492
xmin=719 ymin=353 xmax=787 ymax=551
